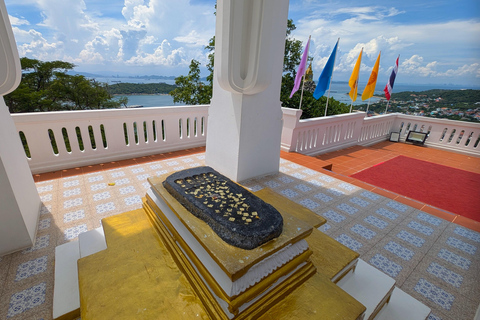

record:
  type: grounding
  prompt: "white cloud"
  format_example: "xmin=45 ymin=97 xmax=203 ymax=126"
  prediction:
xmin=8 ymin=15 xmax=30 ymax=26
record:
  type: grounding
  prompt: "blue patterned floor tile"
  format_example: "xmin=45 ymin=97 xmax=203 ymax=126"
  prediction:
xmin=322 ymin=210 xmax=346 ymax=223
xmin=364 ymin=215 xmax=389 ymax=230
xmin=90 ymin=183 xmax=107 ymax=191
xmin=369 ymin=253 xmax=402 ymax=278
xmin=95 ymin=202 xmax=116 ymax=214
xmin=453 ymin=226 xmax=480 ymax=243
xmin=37 ymin=219 xmax=51 ymax=231
xmin=408 ymin=221 xmax=434 ymax=236
xmin=426 ymin=262 xmax=464 ymax=288
xmin=63 ymin=188 xmax=81 ymax=198
xmin=386 ymin=201 xmax=409 ymax=213
xmin=427 ymin=313 xmax=443 ymax=320
xmin=64 ymin=224 xmax=88 ymax=240
xmin=437 ymin=249 xmax=471 ymax=270
xmin=280 ymin=189 xmax=299 ymax=198
xmin=338 ymin=182 xmax=357 ymax=192
xmin=327 ymin=188 xmax=345 ymax=197
xmin=299 ymin=198 xmax=320 ymax=210
xmin=124 ymin=195 xmax=142 ymax=206
xmin=318 ymin=223 xmax=331 ymax=233
xmin=384 ymin=241 xmax=415 ymax=261
xmin=15 ymin=256 xmax=48 ymax=282
xmin=360 ymin=190 xmax=382 ymax=201
xmin=414 ymin=278 xmax=455 ymax=310
xmin=23 ymin=235 xmax=50 ymax=254
xmin=294 ymin=184 xmax=312 ymax=192
xmin=376 ymin=207 xmax=399 ymax=221
xmin=417 ymin=212 xmax=443 ymax=226
xmin=396 ymin=230 xmax=425 ymax=248
xmin=313 ymin=192 xmax=333 ymax=203
xmin=307 ymin=179 xmax=324 ymax=187
xmin=319 ymin=175 xmax=335 ymax=183
xmin=302 ymin=169 xmax=318 ymax=175
xmin=446 ymin=237 xmax=477 ymax=255
xmin=7 ymin=282 xmax=46 ymax=318
xmin=277 ymin=176 xmax=294 ymax=184
xmin=351 ymin=224 xmax=377 ymax=240
xmin=335 ymin=234 xmax=363 ymax=252
xmin=64 ymin=210 xmax=85 ymax=223
xmin=337 ymin=203 xmax=358 ymax=215
xmin=350 ymin=197 xmax=370 ymax=208
xmin=291 ymin=172 xmax=307 ymax=179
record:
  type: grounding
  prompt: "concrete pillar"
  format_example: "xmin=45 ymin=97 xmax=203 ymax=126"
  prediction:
xmin=205 ymin=0 xmax=289 ymax=182
xmin=0 ymin=0 xmax=41 ymax=256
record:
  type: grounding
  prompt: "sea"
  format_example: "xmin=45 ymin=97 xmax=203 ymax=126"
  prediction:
xmin=99 ymin=76 xmax=479 ymax=108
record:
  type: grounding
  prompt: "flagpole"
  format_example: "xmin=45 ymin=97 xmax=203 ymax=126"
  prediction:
xmin=299 ymin=74 xmax=306 ymax=109
xmin=325 ymin=38 xmax=340 ymax=117
xmin=366 ymin=98 xmax=371 ymax=114
xmin=385 ymin=100 xmax=390 ymax=114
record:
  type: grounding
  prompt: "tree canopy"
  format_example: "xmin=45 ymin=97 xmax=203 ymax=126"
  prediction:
xmin=5 ymin=57 xmax=127 ymax=113
xmin=169 ymin=18 xmax=349 ymax=119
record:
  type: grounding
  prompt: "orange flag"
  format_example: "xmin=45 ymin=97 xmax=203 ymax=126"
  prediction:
xmin=362 ymin=52 xmax=381 ymax=101
xmin=349 ymin=48 xmax=363 ymax=102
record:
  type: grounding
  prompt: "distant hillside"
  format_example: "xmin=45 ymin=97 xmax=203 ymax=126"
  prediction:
xmin=390 ymin=89 xmax=480 ymax=108
xmin=106 ymin=82 xmax=176 ymax=95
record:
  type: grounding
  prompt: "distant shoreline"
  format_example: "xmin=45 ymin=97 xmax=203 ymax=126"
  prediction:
xmin=113 ymin=93 xmax=170 ymax=96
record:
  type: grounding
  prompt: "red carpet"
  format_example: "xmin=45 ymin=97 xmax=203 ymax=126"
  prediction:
xmin=351 ymin=156 xmax=480 ymax=222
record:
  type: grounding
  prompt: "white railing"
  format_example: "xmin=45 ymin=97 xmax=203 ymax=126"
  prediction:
xmin=391 ymin=114 xmax=480 ymax=155
xmin=281 ymin=108 xmax=480 ymax=157
xmin=12 ymin=106 xmax=209 ymax=174
xmin=12 ymin=106 xmax=480 ymax=174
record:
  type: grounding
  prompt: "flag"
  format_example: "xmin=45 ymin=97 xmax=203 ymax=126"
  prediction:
xmin=313 ymin=39 xmax=339 ymax=100
xmin=290 ymin=36 xmax=311 ymax=98
xmin=361 ymin=52 xmax=381 ymax=101
xmin=348 ymin=48 xmax=363 ymax=102
xmin=384 ymin=55 xmax=399 ymax=101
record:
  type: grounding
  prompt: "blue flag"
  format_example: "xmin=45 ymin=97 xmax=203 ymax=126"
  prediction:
xmin=313 ymin=40 xmax=338 ymax=100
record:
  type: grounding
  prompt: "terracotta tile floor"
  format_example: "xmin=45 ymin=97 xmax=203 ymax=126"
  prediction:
xmin=1 ymin=142 xmax=479 ymax=320
xmin=282 ymin=141 xmax=480 ymax=233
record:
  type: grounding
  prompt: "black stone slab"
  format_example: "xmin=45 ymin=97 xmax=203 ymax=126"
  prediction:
xmin=163 ymin=166 xmax=283 ymax=250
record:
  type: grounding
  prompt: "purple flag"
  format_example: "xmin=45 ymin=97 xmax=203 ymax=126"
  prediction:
xmin=290 ymin=36 xmax=311 ymax=98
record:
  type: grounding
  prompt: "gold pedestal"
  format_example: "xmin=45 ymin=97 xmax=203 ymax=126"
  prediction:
xmin=78 ymin=183 xmax=366 ymax=319
xmin=146 ymin=177 xmax=317 ymax=317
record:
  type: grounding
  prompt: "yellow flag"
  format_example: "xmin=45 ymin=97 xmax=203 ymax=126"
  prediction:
xmin=362 ymin=51 xmax=381 ymax=101
xmin=349 ymin=48 xmax=363 ymax=101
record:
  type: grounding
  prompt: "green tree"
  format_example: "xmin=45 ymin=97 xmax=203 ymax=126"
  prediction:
xmin=283 ymin=19 xmax=303 ymax=77
xmin=5 ymin=57 xmax=125 ymax=113
xmin=170 ymin=14 xmax=349 ymax=119
xmin=170 ymin=59 xmax=211 ymax=105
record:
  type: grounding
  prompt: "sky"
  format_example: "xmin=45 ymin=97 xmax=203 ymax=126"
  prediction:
xmin=5 ymin=0 xmax=480 ymax=87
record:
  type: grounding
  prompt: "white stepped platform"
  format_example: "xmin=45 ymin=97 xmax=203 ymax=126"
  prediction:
xmin=53 ymin=241 xmax=80 ymax=319
xmin=53 ymin=227 xmax=107 ymax=319
xmin=78 ymin=227 xmax=107 ymax=258
xmin=337 ymin=259 xmax=396 ymax=320
xmin=374 ymin=287 xmax=431 ymax=320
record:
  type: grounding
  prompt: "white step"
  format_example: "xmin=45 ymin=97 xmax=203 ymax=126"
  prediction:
xmin=374 ymin=287 xmax=431 ymax=320
xmin=53 ymin=241 xmax=80 ymax=319
xmin=337 ymin=259 xmax=396 ymax=320
xmin=78 ymin=226 xmax=107 ymax=258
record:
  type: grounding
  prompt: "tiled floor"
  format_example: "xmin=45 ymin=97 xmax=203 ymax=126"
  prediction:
xmin=0 ymin=144 xmax=479 ymax=320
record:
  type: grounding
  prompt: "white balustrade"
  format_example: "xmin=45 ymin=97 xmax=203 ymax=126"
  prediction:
xmin=12 ymin=106 xmax=208 ymax=174
xmin=281 ymin=108 xmax=480 ymax=157
xmin=391 ymin=115 xmax=480 ymax=155
xmin=12 ymin=106 xmax=480 ymax=174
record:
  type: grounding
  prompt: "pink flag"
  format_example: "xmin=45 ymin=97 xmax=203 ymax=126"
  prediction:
xmin=290 ymin=36 xmax=311 ymax=98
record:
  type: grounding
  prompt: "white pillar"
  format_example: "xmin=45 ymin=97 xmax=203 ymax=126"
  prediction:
xmin=205 ymin=0 xmax=290 ymax=182
xmin=0 ymin=0 xmax=41 ymax=256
